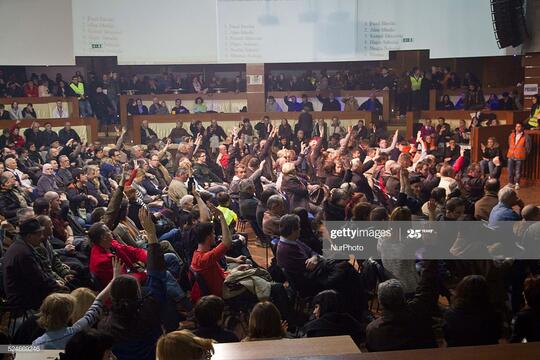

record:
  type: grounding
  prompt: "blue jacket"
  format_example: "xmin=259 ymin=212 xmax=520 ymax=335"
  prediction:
xmin=284 ymin=96 xmax=303 ymax=112
xmin=488 ymin=202 xmax=520 ymax=227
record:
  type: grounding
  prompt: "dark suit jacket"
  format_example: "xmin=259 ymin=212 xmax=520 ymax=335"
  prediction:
xmin=3 ymin=240 xmax=63 ymax=310
xmin=0 ymin=188 xmax=30 ymax=223
xmin=366 ymin=261 xmax=439 ymax=352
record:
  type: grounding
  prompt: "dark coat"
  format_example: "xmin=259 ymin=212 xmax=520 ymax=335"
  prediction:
xmin=511 ymin=308 xmax=540 ymax=343
xmin=304 ymin=312 xmax=365 ymax=347
xmin=36 ymin=174 xmax=59 ymax=197
xmin=58 ymin=128 xmax=81 ymax=146
xmin=3 ymin=240 xmax=63 ymax=311
xmin=42 ymin=130 xmax=60 ymax=147
xmin=443 ymin=306 xmax=502 ymax=347
xmin=296 ymin=112 xmax=314 ymax=138
xmin=366 ymin=261 xmax=439 ymax=352
xmin=0 ymin=188 xmax=30 ymax=223
xmin=141 ymin=127 xmax=157 ymax=145
xmin=281 ymin=175 xmax=309 ymax=210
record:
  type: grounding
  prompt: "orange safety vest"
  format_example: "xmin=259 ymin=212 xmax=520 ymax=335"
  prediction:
xmin=507 ymin=132 xmax=527 ymax=160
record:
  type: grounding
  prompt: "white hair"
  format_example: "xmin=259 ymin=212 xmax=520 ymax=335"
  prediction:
xmin=498 ymin=186 xmax=516 ymax=205
xmin=179 ymin=195 xmax=194 ymax=208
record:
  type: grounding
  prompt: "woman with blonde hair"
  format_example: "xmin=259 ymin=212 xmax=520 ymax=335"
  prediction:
xmin=70 ymin=288 xmax=96 ymax=323
xmin=156 ymin=330 xmax=214 ymax=360
xmin=243 ymin=301 xmax=286 ymax=342
xmin=32 ymin=258 xmax=121 ymax=349
xmin=479 ymin=136 xmax=501 ymax=179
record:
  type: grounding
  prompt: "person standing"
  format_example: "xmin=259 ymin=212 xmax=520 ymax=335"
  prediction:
xmin=409 ymin=67 xmax=423 ymax=111
xmin=506 ymin=122 xmax=531 ymax=190
xmin=68 ymin=76 xmax=93 ymax=117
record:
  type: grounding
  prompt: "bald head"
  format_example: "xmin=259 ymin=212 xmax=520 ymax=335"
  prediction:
xmin=44 ymin=191 xmax=59 ymax=202
xmin=522 ymin=205 xmax=540 ymax=221
xmin=484 ymin=178 xmax=500 ymax=194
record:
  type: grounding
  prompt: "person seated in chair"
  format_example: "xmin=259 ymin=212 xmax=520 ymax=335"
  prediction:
xmin=275 ymin=214 xmax=320 ymax=296
xmin=193 ymin=295 xmax=239 ymax=343
xmin=262 ymin=195 xmax=287 ymax=238
xmin=366 ymin=261 xmax=439 ymax=352
xmin=190 ymin=204 xmax=250 ymax=303
xmin=303 ymin=290 xmax=365 ymax=346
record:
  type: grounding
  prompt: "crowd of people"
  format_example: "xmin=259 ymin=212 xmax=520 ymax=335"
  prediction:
xmin=0 ymin=66 xmax=523 ymax=130
xmin=0 ymin=71 xmax=246 ymax=99
xmin=0 ymin=69 xmax=538 ymax=360
xmin=0 ymin=70 xmax=247 ymax=133
xmin=264 ymin=66 xmax=476 ymax=92
xmin=437 ymin=88 xmax=521 ymax=111
xmin=265 ymin=67 xmax=522 ymax=115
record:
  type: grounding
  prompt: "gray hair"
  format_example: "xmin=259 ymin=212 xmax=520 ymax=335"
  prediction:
xmin=498 ymin=186 xmax=516 ymax=206
xmin=377 ymin=279 xmax=405 ymax=310
xmin=179 ymin=195 xmax=194 ymax=208
xmin=17 ymin=207 xmax=35 ymax=225
xmin=175 ymin=167 xmax=189 ymax=177
xmin=279 ymin=214 xmax=300 ymax=238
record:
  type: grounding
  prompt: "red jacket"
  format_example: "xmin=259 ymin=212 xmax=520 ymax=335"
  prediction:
xmin=23 ymin=84 xmax=38 ymax=97
xmin=89 ymin=240 xmax=147 ymax=289
xmin=190 ymin=242 xmax=228 ymax=303
xmin=9 ymin=125 xmax=25 ymax=149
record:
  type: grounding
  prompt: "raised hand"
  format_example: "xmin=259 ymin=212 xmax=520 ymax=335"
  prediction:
xmin=121 ymin=164 xmax=131 ymax=183
xmin=207 ymin=203 xmax=224 ymax=220
xmin=259 ymin=159 xmax=266 ymax=170
xmin=138 ymin=208 xmax=156 ymax=243
xmin=111 ymin=256 xmax=123 ymax=278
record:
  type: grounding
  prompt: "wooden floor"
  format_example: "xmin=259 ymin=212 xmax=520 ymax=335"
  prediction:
xmin=515 ymin=184 xmax=540 ymax=204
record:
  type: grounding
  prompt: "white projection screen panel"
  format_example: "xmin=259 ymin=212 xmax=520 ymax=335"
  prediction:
xmin=0 ymin=0 xmax=506 ymax=66
xmin=0 ymin=0 xmax=75 ymax=65
xmin=72 ymin=0 xmax=218 ymax=65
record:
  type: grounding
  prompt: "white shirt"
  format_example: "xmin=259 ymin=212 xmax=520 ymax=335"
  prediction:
xmin=515 ymin=131 xmax=523 ymax=144
xmin=8 ymin=168 xmax=33 ymax=189
xmin=52 ymin=106 xmax=68 ymax=118
xmin=9 ymin=108 xmax=23 ymax=120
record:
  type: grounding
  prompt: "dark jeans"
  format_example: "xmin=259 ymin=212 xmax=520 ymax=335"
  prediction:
xmin=507 ymin=158 xmax=523 ymax=184
xmin=79 ymin=99 xmax=93 ymax=117
xmin=480 ymin=159 xmax=500 ymax=179
xmin=162 ymin=253 xmax=192 ymax=331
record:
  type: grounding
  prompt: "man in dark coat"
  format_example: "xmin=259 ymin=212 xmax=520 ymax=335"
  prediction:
xmin=0 ymin=172 xmax=31 ymax=224
xmin=366 ymin=261 xmax=439 ymax=352
xmin=3 ymin=219 xmax=65 ymax=311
